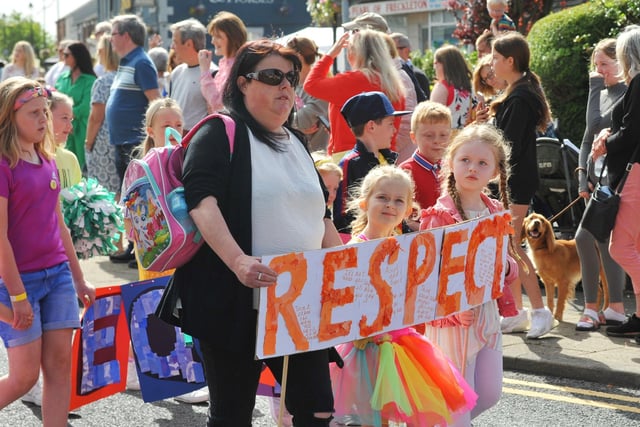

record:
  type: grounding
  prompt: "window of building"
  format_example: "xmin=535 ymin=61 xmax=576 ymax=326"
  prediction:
xmin=421 ymin=10 xmax=457 ymax=50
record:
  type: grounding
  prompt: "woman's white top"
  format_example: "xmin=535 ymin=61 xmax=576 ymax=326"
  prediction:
xmin=250 ymin=127 xmax=326 ymax=257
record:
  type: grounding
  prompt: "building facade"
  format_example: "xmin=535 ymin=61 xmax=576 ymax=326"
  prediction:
xmin=58 ymin=1 xmax=583 ymax=62
xmin=348 ymin=0 xmax=457 ymax=52
xmin=58 ymin=0 xmax=312 ymax=49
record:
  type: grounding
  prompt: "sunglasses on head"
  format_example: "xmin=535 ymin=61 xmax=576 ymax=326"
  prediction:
xmin=245 ymin=68 xmax=299 ymax=87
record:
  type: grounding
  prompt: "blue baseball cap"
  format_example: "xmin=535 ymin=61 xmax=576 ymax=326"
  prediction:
xmin=341 ymin=91 xmax=412 ymax=128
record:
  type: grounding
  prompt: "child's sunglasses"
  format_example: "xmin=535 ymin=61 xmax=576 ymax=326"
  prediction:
xmin=245 ymin=68 xmax=299 ymax=87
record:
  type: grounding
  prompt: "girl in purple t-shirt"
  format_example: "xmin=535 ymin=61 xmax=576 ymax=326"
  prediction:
xmin=0 ymin=77 xmax=95 ymax=424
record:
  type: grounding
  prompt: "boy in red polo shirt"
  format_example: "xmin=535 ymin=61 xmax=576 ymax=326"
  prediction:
xmin=400 ymin=101 xmax=452 ymax=230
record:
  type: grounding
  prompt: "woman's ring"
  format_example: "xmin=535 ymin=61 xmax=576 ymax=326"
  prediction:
xmin=258 ymin=272 xmax=263 ymax=281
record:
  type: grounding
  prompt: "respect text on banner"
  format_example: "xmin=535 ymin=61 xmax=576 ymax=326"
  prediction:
xmin=256 ymin=212 xmax=512 ymax=359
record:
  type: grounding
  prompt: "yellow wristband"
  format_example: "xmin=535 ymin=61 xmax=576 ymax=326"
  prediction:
xmin=10 ymin=292 xmax=27 ymax=303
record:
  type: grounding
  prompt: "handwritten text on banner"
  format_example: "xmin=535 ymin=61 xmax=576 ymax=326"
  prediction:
xmin=256 ymin=212 xmax=512 ymax=359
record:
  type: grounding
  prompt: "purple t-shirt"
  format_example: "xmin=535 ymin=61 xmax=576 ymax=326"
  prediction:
xmin=0 ymin=155 xmax=67 ymax=273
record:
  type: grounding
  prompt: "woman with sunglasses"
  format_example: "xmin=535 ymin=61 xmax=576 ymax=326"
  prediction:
xmin=55 ymin=42 xmax=97 ymax=171
xmin=168 ymin=40 xmax=341 ymax=426
xmin=304 ymin=29 xmax=406 ymax=161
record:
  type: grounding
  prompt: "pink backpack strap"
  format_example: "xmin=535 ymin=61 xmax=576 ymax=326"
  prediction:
xmin=181 ymin=113 xmax=236 ymax=156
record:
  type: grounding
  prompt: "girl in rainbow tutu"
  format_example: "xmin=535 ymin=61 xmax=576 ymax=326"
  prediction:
xmin=330 ymin=164 xmax=477 ymax=426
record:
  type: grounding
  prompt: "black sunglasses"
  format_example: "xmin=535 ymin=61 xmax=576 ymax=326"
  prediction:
xmin=245 ymin=68 xmax=299 ymax=87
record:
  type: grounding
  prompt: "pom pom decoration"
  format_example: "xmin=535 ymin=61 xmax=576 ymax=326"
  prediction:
xmin=60 ymin=178 xmax=124 ymax=259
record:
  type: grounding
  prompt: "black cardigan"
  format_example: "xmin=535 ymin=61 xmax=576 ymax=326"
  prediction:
xmin=606 ymin=73 xmax=640 ymax=189
xmin=494 ymin=84 xmax=543 ymax=203
xmin=175 ymin=115 xmax=330 ymax=353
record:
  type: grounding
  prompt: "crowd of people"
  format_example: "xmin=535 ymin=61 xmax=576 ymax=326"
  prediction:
xmin=1 ymin=6 xmax=639 ymax=426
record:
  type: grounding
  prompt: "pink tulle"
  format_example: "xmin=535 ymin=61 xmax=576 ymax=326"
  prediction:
xmin=497 ymin=279 xmax=518 ymax=317
xmin=331 ymin=341 xmax=382 ymax=426
xmin=330 ymin=328 xmax=477 ymax=426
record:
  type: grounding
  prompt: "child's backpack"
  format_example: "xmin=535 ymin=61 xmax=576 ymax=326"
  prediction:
xmin=122 ymin=113 xmax=236 ymax=272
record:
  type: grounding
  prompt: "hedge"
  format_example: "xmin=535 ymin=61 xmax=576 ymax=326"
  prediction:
xmin=528 ymin=0 xmax=640 ymax=144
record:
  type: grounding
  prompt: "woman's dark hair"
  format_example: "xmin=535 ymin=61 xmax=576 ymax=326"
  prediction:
xmin=223 ymin=39 xmax=302 ymax=151
xmin=489 ymin=32 xmax=552 ymax=132
xmin=434 ymin=45 xmax=472 ymax=92
xmin=287 ymin=36 xmax=320 ymax=66
xmin=67 ymin=42 xmax=97 ymax=77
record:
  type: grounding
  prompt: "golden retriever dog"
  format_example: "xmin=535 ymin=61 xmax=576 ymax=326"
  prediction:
xmin=521 ymin=213 xmax=608 ymax=321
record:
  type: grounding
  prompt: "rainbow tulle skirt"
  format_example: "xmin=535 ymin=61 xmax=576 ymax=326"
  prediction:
xmin=330 ymin=328 xmax=477 ymax=426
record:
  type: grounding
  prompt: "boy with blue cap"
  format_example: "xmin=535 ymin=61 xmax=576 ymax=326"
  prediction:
xmin=333 ymin=91 xmax=412 ymax=235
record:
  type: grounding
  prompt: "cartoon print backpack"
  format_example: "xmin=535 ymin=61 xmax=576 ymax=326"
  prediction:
xmin=122 ymin=113 xmax=236 ymax=272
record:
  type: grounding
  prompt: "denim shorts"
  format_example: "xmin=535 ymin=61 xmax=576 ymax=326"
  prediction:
xmin=0 ymin=262 xmax=81 ymax=348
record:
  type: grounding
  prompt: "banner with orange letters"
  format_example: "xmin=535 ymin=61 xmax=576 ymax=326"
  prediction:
xmin=256 ymin=212 xmax=512 ymax=359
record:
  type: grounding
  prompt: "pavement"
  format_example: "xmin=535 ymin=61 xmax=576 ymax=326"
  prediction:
xmin=502 ymin=288 xmax=640 ymax=389
xmin=80 ymin=256 xmax=640 ymax=390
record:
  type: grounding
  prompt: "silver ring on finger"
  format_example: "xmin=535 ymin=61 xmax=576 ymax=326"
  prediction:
xmin=258 ymin=272 xmax=263 ymax=281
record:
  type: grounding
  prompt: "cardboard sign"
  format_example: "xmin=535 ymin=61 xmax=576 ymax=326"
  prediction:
xmin=256 ymin=212 xmax=511 ymax=359
xmin=70 ymin=286 xmax=130 ymax=410
xmin=120 ymin=278 xmax=207 ymax=403
xmin=70 ymin=278 xmax=279 ymax=408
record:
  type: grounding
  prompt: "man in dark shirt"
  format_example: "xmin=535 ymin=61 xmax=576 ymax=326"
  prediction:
xmin=391 ymin=32 xmax=431 ymax=100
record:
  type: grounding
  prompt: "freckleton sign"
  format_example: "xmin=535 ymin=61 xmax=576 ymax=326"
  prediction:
xmin=255 ymin=211 xmax=513 ymax=359
xmin=348 ymin=0 xmax=446 ymax=18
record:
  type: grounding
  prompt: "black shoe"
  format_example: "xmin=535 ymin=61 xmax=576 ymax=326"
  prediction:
xmin=128 ymin=259 xmax=138 ymax=269
xmin=109 ymin=250 xmax=135 ymax=263
xmin=606 ymin=314 xmax=640 ymax=337
xmin=635 ymin=335 xmax=640 ymax=345
xmin=109 ymin=242 xmax=135 ymax=263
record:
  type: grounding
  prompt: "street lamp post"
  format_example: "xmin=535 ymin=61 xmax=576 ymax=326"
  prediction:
xmin=1 ymin=14 xmax=6 ymax=56
xmin=29 ymin=3 xmax=34 ymax=47
xmin=42 ymin=0 xmax=47 ymax=49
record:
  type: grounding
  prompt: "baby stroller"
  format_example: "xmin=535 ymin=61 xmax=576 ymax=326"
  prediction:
xmin=531 ymin=137 xmax=584 ymax=239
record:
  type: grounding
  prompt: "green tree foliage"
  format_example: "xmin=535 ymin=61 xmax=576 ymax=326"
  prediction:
xmin=410 ymin=49 xmax=435 ymax=83
xmin=528 ymin=0 xmax=640 ymax=144
xmin=0 ymin=12 xmax=53 ymax=62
